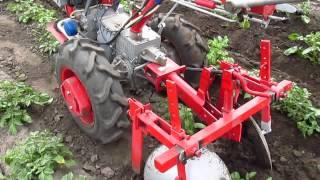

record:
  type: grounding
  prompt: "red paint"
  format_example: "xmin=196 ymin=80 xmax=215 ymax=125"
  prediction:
xmin=100 ymin=0 xmax=113 ymax=5
xmin=64 ymin=4 xmax=75 ymax=17
xmin=195 ymin=0 xmax=216 ymax=9
xmin=47 ymin=22 xmax=67 ymax=44
xmin=130 ymin=0 xmax=156 ymax=33
xmin=60 ymin=68 xmax=94 ymax=126
xmin=128 ymin=40 xmax=292 ymax=180
xmin=250 ymin=5 xmax=276 ymax=19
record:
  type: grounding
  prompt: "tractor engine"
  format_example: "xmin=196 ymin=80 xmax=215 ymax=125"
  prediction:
xmin=56 ymin=2 xmax=163 ymax=83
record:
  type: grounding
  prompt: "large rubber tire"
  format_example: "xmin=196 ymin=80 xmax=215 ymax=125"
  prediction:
xmin=55 ymin=39 xmax=128 ymax=144
xmin=149 ymin=14 xmax=208 ymax=86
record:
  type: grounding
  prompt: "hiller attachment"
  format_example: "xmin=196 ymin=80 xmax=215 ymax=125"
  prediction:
xmin=128 ymin=40 xmax=292 ymax=180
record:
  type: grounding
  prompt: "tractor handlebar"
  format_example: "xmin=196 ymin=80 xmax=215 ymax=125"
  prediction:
xmin=226 ymin=0 xmax=304 ymax=8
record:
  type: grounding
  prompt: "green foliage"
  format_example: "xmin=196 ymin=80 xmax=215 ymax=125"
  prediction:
xmin=0 ymin=80 xmax=53 ymax=134
xmin=7 ymin=0 xmax=59 ymax=54
xmin=284 ymin=32 xmax=320 ymax=64
xmin=0 ymin=172 xmax=5 ymax=180
xmin=231 ymin=171 xmax=256 ymax=180
xmin=207 ymin=36 xmax=234 ymax=66
xmin=120 ymin=0 xmax=130 ymax=12
xmin=273 ymin=84 xmax=320 ymax=136
xmin=299 ymin=0 xmax=311 ymax=24
xmin=240 ymin=19 xmax=251 ymax=29
xmin=157 ymin=100 xmax=205 ymax=135
xmin=61 ymin=172 xmax=86 ymax=180
xmin=3 ymin=131 xmax=75 ymax=180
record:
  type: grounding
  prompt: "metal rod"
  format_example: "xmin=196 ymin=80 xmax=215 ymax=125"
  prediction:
xmin=171 ymin=0 xmax=237 ymax=22
xmin=227 ymin=0 xmax=303 ymax=8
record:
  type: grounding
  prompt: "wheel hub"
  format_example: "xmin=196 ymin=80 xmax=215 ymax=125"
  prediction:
xmin=61 ymin=75 xmax=94 ymax=125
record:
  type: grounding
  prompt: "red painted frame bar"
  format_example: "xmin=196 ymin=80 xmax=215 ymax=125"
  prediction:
xmin=129 ymin=40 xmax=292 ymax=180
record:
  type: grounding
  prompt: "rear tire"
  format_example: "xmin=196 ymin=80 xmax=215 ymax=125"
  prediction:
xmin=56 ymin=39 xmax=128 ymax=144
xmin=150 ymin=14 xmax=208 ymax=86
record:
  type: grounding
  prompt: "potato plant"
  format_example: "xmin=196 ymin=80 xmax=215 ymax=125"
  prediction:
xmin=3 ymin=131 xmax=75 ymax=180
xmin=157 ymin=100 xmax=205 ymax=135
xmin=299 ymin=0 xmax=311 ymax=24
xmin=284 ymin=32 xmax=320 ymax=64
xmin=0 ymin=80 xmax=52 ymax=134
xmin=273 ymin=84 xmax=320 ymax=136
xmin=7 ymin=0 xmax=59 ymax=54
xmin=207 ymin=36 xmax=234 ymax=66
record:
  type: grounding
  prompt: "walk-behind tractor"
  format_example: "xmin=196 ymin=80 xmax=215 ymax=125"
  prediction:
xmin=48 ymin=0 xmax=298 ymax=179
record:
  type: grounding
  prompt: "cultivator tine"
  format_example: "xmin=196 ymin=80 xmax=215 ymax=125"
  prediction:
xmin=248 ymin=117 xmax=273 ymax=169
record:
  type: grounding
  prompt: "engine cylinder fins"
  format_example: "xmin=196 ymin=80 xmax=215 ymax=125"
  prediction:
xmin=144 ymin=145 xmax=231 ymax=180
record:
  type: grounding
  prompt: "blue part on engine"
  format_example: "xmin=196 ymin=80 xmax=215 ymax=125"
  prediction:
xmin=64 ymin=19 xmax=78 ymax=36
xmin=155 ymin=0 xmax=162 ymax=5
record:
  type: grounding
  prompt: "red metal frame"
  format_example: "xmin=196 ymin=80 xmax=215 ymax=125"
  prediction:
xmin=47 ymin=22 xmax=68 ymax=44
xmin=128 ymin=40 xmax=292 ymax=180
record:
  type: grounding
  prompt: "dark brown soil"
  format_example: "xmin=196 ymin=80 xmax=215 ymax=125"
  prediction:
xmin=0 ymin=1 xmax=319 ymax=180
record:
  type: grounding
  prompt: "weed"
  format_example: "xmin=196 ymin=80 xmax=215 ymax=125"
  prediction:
xmin=231 ymin=171 xmax=256 ymax=180
xmin=3 ymin=131 xmax=75 ymax=180
xmin=207 ymin=36 xmax=234 ymax=66
xmin=273 ymin=84 xmax=320 ymax=136
xmin=284 ymin=32 xmax=320 ymax=64
xmin=0 ymin=80 xmax=53 ymax=134
xmin=7 ymin=0 xmax=58 ymax=54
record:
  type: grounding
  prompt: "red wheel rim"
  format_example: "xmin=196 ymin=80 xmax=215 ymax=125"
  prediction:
xmin=60 ymin=67 xmax=94 ymax=126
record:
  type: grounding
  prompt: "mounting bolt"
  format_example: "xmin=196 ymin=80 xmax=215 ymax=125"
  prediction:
xmin=195 ymin=150 xmax=202 ymax=157
xmin=69 ymin=106 xmax=73 ymax=110
xmin=67 ymin=91 xmax=71 ymax=96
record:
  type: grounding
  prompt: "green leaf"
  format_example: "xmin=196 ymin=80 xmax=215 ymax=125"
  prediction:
xmin=284 ymin=46 xmax=299 ymax=56
xmin=54 ymin=155 xmax=65 ymax=164
xmin=231 ymin=171 xmax=241 ymax=180
xmin=61 ymin=172 xmax=74 ymax=180
xmin=194 ymin=123 xmax=206 ymax=129
xmin=240 ymin=19 xmax=251 ymax=29
xmin=301 ymin=47 xmax=315 ymax=55
xmin=0 ymin=172 xmax=5 ymax=180
xmin=301 ymin=15 xmax=310 ymax=24
xmin=288 ymin=33 xmax=301 ymax=41
xmin=245 ymin=171 xmax=256 ymax=180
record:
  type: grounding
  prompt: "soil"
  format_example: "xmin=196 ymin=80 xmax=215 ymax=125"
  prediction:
xmin=0 ymin=1 xmax=320 ymax=180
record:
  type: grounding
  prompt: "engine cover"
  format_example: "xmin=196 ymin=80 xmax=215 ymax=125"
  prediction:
xmin=97 ymin=10 xmax=129 ymax=43
xmin=116 ymin=27 xmax=161 ymax=61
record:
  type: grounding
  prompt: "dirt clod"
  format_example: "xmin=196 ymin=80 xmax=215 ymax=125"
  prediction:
xmin=293 ymin=150 xmax=303 ymax=157
xmin=280 ymin=156 xmax=288 ymax=162
xmin=101 ymin=166 xmax=115 ymax=179
xmin=64 ymin=135 xmax=73 ymax=143
xmin=90 ymin=154 xmax=99 ymax=163
xmin=83 ymin=162 xmax=96 ymax=173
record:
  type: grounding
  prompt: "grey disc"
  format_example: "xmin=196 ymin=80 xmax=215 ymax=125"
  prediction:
xmin=276 ymin=3 xmax=298 ymax=13
xmin=247 ymin=117 xmax=272 ymax=169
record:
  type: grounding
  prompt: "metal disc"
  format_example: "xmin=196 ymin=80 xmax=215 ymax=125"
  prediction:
xmin=276 ymin=4 xmax=298 ymax=13
xmin=246 ymin=117 xmax=272 ymax=169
